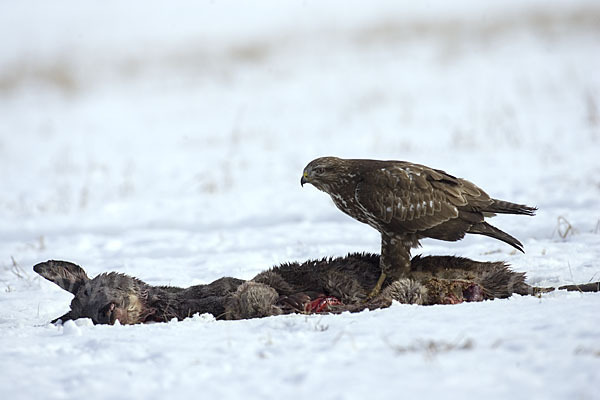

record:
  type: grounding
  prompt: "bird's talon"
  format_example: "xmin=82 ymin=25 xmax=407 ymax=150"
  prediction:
xmin=366 ymin=271 xmax=387 ymax=301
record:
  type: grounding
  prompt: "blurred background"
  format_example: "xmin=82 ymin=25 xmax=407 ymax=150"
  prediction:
xmin=1 ymin=0 xmax=599 ymax=285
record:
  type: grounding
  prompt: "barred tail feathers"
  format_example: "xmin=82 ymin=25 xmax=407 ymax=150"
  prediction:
xmin=487 ymin=199 xmax=537 ymax=216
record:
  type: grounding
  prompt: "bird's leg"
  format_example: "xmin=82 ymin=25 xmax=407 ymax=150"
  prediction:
xmin=367 ymin=235 xmax=412 ymax=300
xmin=367 ymin=271 xmax=387 ymax=300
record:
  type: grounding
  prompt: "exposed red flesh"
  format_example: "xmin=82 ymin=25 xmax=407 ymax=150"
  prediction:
xmin=304 ymin=296 xmax=342 ymax=313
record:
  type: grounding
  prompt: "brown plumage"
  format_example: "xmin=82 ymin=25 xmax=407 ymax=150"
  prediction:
xmin=301 ymin=157 xmax=537 ymax=297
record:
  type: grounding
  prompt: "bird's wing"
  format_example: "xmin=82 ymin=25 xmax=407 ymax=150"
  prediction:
xmin=354 ymin=164 xmax=490 ymax=233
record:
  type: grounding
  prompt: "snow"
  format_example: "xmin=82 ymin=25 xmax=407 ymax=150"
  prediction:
xmin=1 ymin=1 xmax=600 ymax=399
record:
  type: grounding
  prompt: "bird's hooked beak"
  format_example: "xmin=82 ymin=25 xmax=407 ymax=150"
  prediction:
xmin=301 ymin=170 xmax=309 ymax=187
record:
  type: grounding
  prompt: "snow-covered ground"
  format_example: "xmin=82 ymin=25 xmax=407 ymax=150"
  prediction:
xmin=1 ymin=1 xmax=599 ymax=399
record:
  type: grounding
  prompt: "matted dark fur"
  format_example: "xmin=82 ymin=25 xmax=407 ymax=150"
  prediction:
xmin=34 ymin=254 xmax=599 ymax=325
xmin=34 ymin=260 xmax=244 ymax=325
xmin=301 ymin=157 xmax=537 ymax=296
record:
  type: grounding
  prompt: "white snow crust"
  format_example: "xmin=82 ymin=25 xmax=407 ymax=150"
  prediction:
xmin=1 ymin=1 xmax=599 ymax=399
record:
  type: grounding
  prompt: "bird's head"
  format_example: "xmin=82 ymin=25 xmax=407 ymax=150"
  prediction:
xmin=301 ymin=157 xmax=347 ymax=192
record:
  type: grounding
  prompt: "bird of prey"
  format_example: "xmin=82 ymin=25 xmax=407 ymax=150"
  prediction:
xmin=300 ymin=157 xmax=536 ymax=298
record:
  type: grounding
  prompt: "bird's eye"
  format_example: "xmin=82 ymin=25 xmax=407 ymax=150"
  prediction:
xmin=315 ymin=167 xmax=325 ymax=174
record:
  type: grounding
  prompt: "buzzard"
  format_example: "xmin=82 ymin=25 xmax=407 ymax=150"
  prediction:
xmin=300 ymin=157 xmax=536 ymax=298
